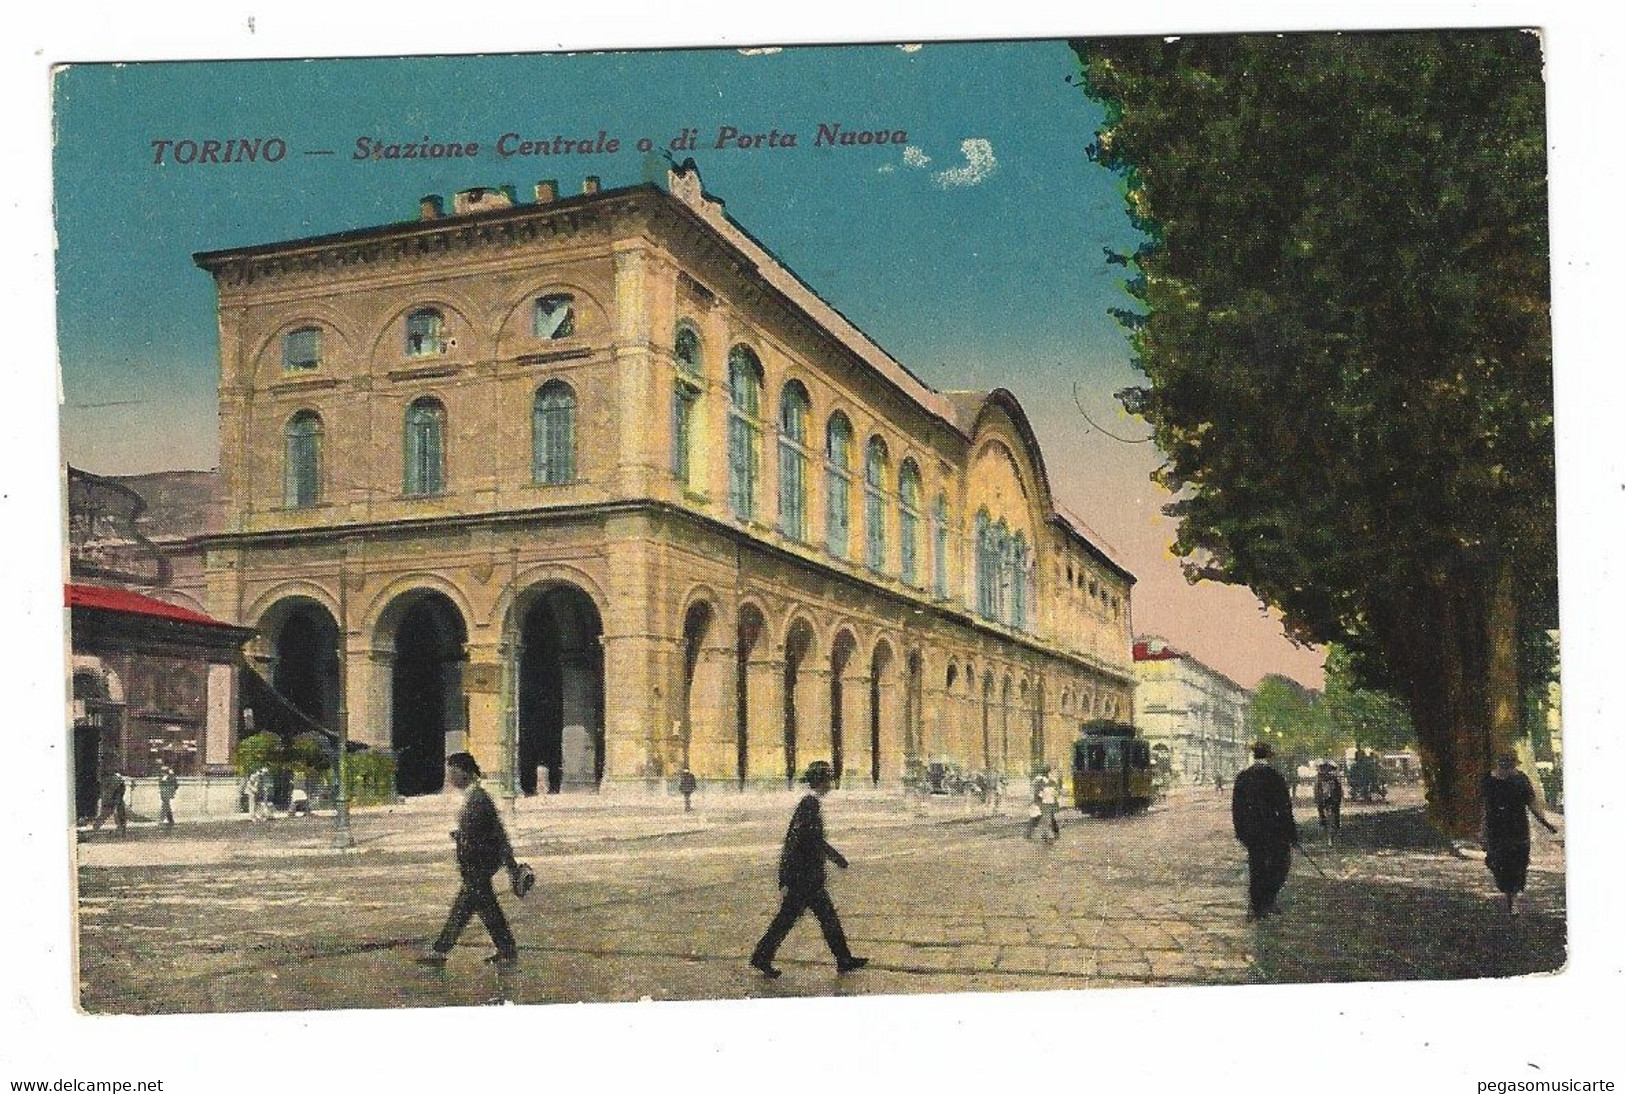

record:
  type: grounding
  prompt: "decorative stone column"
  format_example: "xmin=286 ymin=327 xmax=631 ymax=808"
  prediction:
xmin=462 ymin=641 xmax=505 ymax=780
xmin=688 ymin=636 xmax=737 ymax=783
xmin=796 ymin=664 xmax=832 ymax=772
xmin=346 ymin=644 xmax=395 ymax=751
xmin=746 ymin=654 xmax=786 ymax=786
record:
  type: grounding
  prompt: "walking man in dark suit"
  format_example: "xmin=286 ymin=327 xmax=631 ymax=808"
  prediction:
xmin=1231 ymin=741 xmax=1299 ymax=920
xmin=750 ymin=760 xmax=868 ymax=978
xmin=417 ymin=752 xmax=522 ymax=966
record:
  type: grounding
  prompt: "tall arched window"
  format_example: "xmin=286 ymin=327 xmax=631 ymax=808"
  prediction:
xmin=403 ymin=397 xmax=446 ymax=496
xmin=533 ymin=380 xmax=576 ymax=484
xmin=994 ymin=518 xmax=1013 ymax=624
xmin=283 ymin=411 xmax=322 ymax=509
xmin=777 ymin=382 xmax=811 ymax=541
xmin=974 ymin=510 xmax=993 ymax=618
xmin=405 ymin=308 xmax=445 ymax=357
xmin=826 ymin=412 xmax=853 ymax=559
xmin=1010 ymin=531 xmax=1029 ymax=630
xmin=727 ymin=346 xmax=763 ymax=520
xmin=672 ymin=323 xmax=703 ymax=489
xmin=898 ymin=460 xmax=922 ymax=587
xmin=932 ymin=492 xmax=950 ymax=598
xmin=864 ymin=436 xmax=889 ymax=573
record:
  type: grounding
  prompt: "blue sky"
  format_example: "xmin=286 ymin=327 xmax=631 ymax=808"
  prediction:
xmin=52 ymin=39 xmax=1324 ymax=687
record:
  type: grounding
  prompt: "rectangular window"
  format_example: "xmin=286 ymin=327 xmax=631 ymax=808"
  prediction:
xmin=283 ymin=328 xmax=321 ymax=370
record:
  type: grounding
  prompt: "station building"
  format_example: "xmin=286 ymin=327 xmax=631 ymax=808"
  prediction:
xmin=192 ymin=165 xmax=1136 ymax=795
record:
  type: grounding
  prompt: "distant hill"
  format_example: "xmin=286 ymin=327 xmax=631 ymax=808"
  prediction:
xmin=107 ymin=469 xmax=223 ymax=540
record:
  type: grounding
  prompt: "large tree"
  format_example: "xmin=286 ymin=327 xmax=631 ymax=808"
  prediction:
xmin=1074 ymin=31 xmax=1554 ymax=834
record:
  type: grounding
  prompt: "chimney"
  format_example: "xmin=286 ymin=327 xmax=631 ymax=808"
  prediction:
xmin=419 ymin=194 xmax=444 ymax=220
xmin=534 ymin=179 xmax=558 ymax=203
xmin=583 ymin=176 xmax=601 ymax=195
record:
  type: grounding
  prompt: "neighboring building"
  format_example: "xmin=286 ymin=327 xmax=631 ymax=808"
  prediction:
xmin=67 ymin=582 xmax=254 ymax=821
xmin=190 ymin=165 xmax=1137 ymax=795
xmin=1132 ymin=637 xmax=1250 ymax=785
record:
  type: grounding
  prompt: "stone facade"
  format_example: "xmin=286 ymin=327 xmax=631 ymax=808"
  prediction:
xmin=1132 ymin=637 xmax=1250 ymax=785
xmin=193 ymin=166 xmax=1136 ymax=794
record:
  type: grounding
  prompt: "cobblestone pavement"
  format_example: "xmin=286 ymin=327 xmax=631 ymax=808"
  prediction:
xmin=73 ymin=784 xmax=1565 ymax=1013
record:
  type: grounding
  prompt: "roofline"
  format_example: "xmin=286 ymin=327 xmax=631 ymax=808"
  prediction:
xmin=192 ymin=174 xmax=1131 ymax=583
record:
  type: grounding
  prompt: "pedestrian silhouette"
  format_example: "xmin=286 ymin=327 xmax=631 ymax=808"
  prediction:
xmin=1231 ymin=742 xmax=1299 ymax=920
xmin=1482 ymin=753 xmax=1558 ymax=914
xmin=157 ymin=764 xmax=179 ymax=827
xmin=91 ymin=771 xmax=127 ymax=836
xmin=750 ymin=760 xmax=867 ymax=978
xmin=1313 ymin=761 xmax=1343 ymax=844
xmin=679 ymin=768 xmax=697 ymax=812
xmin=417 ymin=752 xmax=523 ymax=966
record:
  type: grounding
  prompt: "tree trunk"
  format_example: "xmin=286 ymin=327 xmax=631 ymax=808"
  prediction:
xmin=1396 ymin=569 xmax=1494 ymax=838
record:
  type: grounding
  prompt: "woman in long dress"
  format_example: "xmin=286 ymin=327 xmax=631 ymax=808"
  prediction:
xmin=1481 ymin=754 xmax=1558 ymax=913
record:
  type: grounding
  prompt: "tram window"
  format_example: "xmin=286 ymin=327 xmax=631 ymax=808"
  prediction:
xmin=1087 ymin=744 xmax=1105 ymax=769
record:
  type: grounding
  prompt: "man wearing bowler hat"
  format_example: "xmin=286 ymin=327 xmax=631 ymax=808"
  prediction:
xmin=749 ymin=760 xmax=868 ymax=978
xmin=417 ymin=752 xmax=522 ymax=966
xmin=1231 ymin=741 xmax=1299 ymax=920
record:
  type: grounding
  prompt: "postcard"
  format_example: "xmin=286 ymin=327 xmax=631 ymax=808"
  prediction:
xmin=20 ymin=15 xmax=1623 ymax=1091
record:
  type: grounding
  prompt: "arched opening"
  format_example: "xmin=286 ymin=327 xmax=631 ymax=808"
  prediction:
xmin=735 ymin=605 xmax=766 ymax=787
xmin=1031 ymin=677 xmax=1047 ymax=769
xmin=981 ymin=671 xmax=995 ymax=772
xmin=385 ymin=592 xmax=468 ymax=796
xmin=270 ymin=601 xmax=340 ymax=729
xmin=679 ymin=601 xmax=713 ymax=774
xmin=1001 ymin=675 xmax=1013 ymax=774
xmin=782 ymin=621 xmax=815 ymax=786
xmin=517 ymin=584 xmax=604 ymax=794
xmin=904 ymin=651 xmax=925 ymax=766
xmin=830 ymin=630 xmax=856 ymax=781
xmin=869 ymin=642 xmax=894 ymax=787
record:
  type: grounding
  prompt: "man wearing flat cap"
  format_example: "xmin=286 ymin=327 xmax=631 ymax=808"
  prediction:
xmin=417 ymin=751 xmax=522 ymax=966
xmin=749 ymin=760 xmax=868 ymax=978
xmin=1231 ymin=741 xmax=1299 ymax=920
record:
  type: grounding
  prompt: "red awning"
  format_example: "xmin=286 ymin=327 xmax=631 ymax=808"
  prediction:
xmin=65 ymin=583 xmax=237 ymax=629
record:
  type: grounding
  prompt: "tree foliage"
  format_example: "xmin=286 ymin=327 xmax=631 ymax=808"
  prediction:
xmin=1075 ymin=32 xmax=1553 ymax=833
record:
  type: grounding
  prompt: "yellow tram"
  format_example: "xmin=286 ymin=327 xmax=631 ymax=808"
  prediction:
xmin=1071 ymin=721 xmax=1155 ymax=815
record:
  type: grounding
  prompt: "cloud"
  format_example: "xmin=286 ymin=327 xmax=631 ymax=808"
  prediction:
xmin=877 ymin=164 xmax=896 ymax=174
xmin=933 ymin=138 xmax=998 ymax=188
xmin=902 ymin=145 xmax=931 ymax=168
xmin=896 ymin=43 xmax=924 ymax=53
xmin=735 ymin=47 xmax=783 ymax=56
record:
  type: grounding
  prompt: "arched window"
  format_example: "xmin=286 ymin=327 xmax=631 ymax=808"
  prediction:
xmin=403 ymin=397 xmax=446 ymax=496
xmin=974 ymin=510 xmax=993 ymax=618
xmin=777 ymin=382 xmax=811 ymax=541
xmin=283 ymin=411 xmax=322 ymax=509
xmin=533 ymin=381 xmax=576 ymax=484
xmin=995 ymin=518 xmax=1013 ymax=624
xmin=1010 ymin=531 xmax=1029 ymax=630
xmin=826 ymin=412 xmax=853 ymax=559
xmin=282 ymin=327 xmax=321 ymax=371
xmin=533 ymin=293 xmax=576 ymax=340
xmin=726 ymin=346 xmax=763 ymax=520
xmin=864 ymin=436 xmax=889 ymax=573
xmin=405 ymin=308 xmax=445 ymax=357
xmin=672 ymin=323 xmax=703 ymax=488
xmin=932 ymin=492 xmax=950 ymax=598
xmin=898 ymin=460 xmax=922 ymax=587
